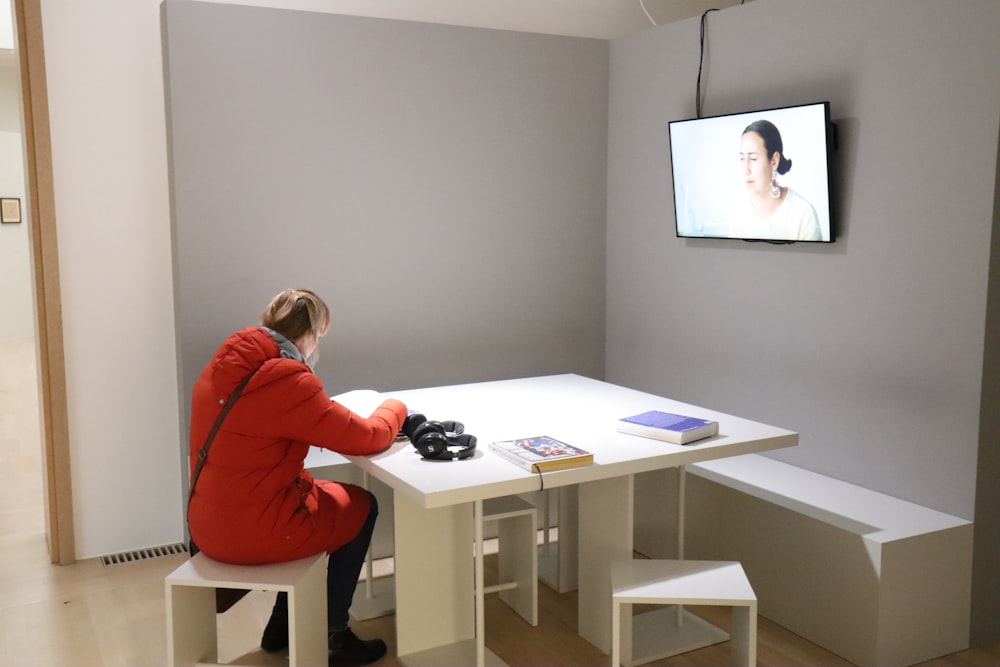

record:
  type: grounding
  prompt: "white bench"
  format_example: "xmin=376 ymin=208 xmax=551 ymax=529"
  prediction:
xmin=681 ymin=454 xmax=972 ymax=667
xmin=611 ymin=559 xmax=757 ymax=667
xmin=483 ymin=495 xmax=538 ymax=626
xmin=165 ymin=551 xmax=327 ymax=667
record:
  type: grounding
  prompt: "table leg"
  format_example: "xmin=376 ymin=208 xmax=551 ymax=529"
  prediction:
xmin=393 ymin=493 xmax=475 ymax=664
xmin=578 ymin=474 xmax=634 ymax=653
xmin=538 ymin=486 xmax=579 ymax=594
xmin=474 ymin=499 xmax=485 ymax=667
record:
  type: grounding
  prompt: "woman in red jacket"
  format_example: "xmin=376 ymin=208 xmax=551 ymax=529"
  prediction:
xmin=188 ymin=288 xmax=407 ymax=665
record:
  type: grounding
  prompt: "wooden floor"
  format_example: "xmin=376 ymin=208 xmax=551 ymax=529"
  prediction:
xmin=3 ymin=336 xmax=999 ymax=666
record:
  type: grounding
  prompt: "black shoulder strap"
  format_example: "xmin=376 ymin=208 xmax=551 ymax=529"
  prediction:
xmin=186 ymin=366 xmax=261 ymax=517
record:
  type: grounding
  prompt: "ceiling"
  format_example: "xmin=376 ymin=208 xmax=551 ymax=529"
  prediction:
xmin=0 ymin=0 xmax=747 ymax=70
xmin=202 ymin=0 xmax=745 ymax=40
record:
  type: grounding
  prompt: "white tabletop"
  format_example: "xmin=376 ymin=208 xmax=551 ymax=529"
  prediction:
xmin=306 ymin=374 xmax=797 ymax=509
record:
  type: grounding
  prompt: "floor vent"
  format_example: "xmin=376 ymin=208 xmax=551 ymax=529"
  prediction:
xmin=101 ymin=542 xmax=189 ymax=566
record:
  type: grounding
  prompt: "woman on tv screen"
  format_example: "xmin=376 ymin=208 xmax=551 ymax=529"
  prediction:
xmin=729 ymin=119 xmax=821 ymax=242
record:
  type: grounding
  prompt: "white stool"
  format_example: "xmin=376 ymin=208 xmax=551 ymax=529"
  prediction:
xmin=165 ymin=551 xmax=327 ymax=667
xmin=611 ymin=559 xmax=757 ymax=667
xmin=483 ymin=495 xmax=538 ymax=626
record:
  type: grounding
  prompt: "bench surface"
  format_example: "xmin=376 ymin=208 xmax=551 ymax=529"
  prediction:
xmin=690 ymin=454 xmax=970 ymax=542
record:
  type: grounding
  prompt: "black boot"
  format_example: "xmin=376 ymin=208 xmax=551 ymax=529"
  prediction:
xmin=328 ymin=628 xmax=387 ymax=665
xmin=260 ymin=611 xmax=288 ymax=652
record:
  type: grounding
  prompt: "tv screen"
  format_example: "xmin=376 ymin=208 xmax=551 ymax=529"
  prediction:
xmin=668 ymin=101 xmax=834 ymax=243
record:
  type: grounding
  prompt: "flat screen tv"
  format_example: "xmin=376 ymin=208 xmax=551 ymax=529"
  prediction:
xmin=668 ymin=101 xmax=835 ymax=243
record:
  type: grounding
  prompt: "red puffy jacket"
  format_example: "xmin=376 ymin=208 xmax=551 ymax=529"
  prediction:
xmin=188 ymin=326 xmax=406 ymax=564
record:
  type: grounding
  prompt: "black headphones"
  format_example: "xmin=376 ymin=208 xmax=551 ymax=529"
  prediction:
xmin=401 ymin=413 xmax=477 ymax=461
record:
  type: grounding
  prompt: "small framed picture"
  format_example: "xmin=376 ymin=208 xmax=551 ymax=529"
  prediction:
xmin=1 ymin=198 xmax=22 ymax=224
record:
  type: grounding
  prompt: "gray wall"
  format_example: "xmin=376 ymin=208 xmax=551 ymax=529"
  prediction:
xmin=163 ymin=0 xmax=608 ymax=406
xmin=605 ymin=0 xmax=1000 ymax=644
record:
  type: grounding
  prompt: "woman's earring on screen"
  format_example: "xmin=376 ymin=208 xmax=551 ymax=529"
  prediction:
xmin=770 ymin=172 xmax=781 ymax=199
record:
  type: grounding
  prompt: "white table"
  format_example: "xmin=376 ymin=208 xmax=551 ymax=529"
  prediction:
xmin=306 ymin=374 xmax=797 ymax=666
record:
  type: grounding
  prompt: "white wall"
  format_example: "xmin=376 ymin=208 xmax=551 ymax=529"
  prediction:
xmin=1 ymin=0 xmax=29 ymax=340
xmin=2 ymin=0 xmax=25 ymax=334
xmin=39 ymin=0 xmax=182 ymax=557
xmin=1 ymin=0 xmax=30 ymax=342
xmin=0 ymin=61 xmax=32 ymax=342
xmin=0 ymin=129 xmax=32 ymax=341
xmin=1 ymin=0 xmax=13 ymax=49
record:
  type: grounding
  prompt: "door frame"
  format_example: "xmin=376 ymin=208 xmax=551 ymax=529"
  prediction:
xmin=14 ymin=0 xmax=75 ymax=565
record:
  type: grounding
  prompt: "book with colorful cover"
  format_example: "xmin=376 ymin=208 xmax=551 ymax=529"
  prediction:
xmin=616 ymin=410 xmax=718 ymax=445
xmin=488 ymin=435 xmax=593 ymax=472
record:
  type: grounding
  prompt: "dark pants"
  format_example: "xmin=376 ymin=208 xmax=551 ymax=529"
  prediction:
xmin=271 ymin=492 xmax=379 ymax=631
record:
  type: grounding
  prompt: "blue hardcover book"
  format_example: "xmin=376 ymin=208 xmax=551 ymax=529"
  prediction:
xmin=616 ymin=410 xmax=718 ymax=445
